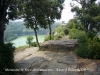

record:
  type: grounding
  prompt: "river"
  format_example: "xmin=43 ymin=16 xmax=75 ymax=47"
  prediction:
xmin=11 ymin=35 xmax=46 ymax=47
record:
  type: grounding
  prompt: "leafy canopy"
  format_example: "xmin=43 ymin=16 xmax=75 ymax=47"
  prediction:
xmin=71 ymin=0 xmax=100 ymax=35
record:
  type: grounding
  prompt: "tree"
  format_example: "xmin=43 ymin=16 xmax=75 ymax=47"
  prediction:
xmin=21 ymin=0 xmax=48 ymax=49
xmin=0 ymin=0 xmax=20 ymax=44
xmin=71 ymin=0 xmax=100 ymax=36
xmin=42 ymin=0 xmax=65 ymax=40
xmin=20 ymin=0 xmax=65 ymax=49
xmin=26 ymin=36 xmax=34 ymax=47
xmin=66 ymin=18 xmax=83 ymax=30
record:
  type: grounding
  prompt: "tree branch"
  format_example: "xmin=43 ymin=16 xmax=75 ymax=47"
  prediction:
xmin=72 ymin=0 xmax=82 ymax=4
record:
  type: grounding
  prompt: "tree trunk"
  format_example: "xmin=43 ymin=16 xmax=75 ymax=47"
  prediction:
xmin=84 ymin=23 xmax=88 ymax=34
xmin=34 ymin=29 xmax=41 ymax=50
xmin=0 ymin=1 xmax=10 ymax=44
xmin=0 ymin=21 xmax=5 ymax=44
xmin=49 ymin=23 xmax=52 ymax=40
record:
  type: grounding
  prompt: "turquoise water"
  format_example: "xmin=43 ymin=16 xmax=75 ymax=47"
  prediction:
xmin=11 ymin=35 xmax=46 ymax=47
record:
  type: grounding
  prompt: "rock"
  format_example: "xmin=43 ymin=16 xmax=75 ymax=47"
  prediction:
xmin=86 ymin=62 xmax=97 ymax=71
xmin=27 ymin=71 xmax=41 ymax=75
xmin=39 ymin=61 xmax=49 ymax=68
xmin=41 ymin=39 xmax=78 ymax=51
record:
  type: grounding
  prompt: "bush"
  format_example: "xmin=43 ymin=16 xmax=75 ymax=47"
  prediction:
xmin=53 ymin=35 xmax=62 ymax=40
xmin=88 ymin=39 xmax=100 ymax=59
xmin=64 ymin=28 xmax=69 ymax=35
xmin=0 ymin=43 xmax=16 ymax=75
xmin=26 ymin=36 xmax=34 ymax=47
xmin=31 ymin=42 xmax=37 ymax=47
xmin=93 ymin=35 xmax=100 ymax=43
xmin=44 ymin=35 xmax=54 ymax=41
xmin=76 ymin=43 xmax=89 ymax=58
xmin=45 ymin=35 xmax=63 ymax=41
xmin=69 ymin=28 xmax=87 ymax=43
xmin=59 ymin=31 xmax=65 ymax=36
xmin=76 ymin=36 xmax=100 ymax=59
xmin=87 ymin=30 xmax=96 ymax=39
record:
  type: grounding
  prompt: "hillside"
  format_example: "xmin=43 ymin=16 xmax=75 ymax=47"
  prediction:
xmin=4 ymin=21 xmax=61 ymax=42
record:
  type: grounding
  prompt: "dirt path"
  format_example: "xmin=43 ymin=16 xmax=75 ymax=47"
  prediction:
xmin=15 ymin=47 xmax=100 ymax=75
xmin=14 ymin=47 xmax=39 ymax=62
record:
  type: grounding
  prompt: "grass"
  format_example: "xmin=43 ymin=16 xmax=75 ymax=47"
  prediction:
xmin=15 ymin=45 xmax=28 ymax=53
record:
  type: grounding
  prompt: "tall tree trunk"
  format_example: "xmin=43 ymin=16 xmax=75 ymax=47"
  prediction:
xmin=0 ymin=1 xmax=10 ymax=44
xmin=49 ymin=24 xmax=52 ymax=40
xmin=34 ymin=29 xmax=41 ymax=50
xmin=0 ymin=21 xmax=5 ymax=44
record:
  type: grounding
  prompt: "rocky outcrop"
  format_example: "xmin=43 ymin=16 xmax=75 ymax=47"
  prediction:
xmin=41 ymin=39 xmax=78 ymax=51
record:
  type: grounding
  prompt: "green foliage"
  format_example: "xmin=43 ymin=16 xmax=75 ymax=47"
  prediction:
xmin=4 ymin=21 xmax=59 ymax=42
xmin=76 ymin=36 xmax=100 ymax=59
xmin=64 ymin=28 xmax=69 ymax=35
xmin=69 ymin=28 xmax=87 ymax=43
xmin=44 ymin=35 xmax=54 ymax=41
xmin=31 ymin=42 xmax=37 ymax=47
xmin=45 ymin=35 xmax=63 ymax=41
xmin=42 ymin=0 xmax=65 ymax=40
xmin=54 ymin=25 xmax=68 ymax=36
xmin=87 ymin=30 xmax=97 ymax=39
xmin=26 ymin=36 xmax=34 ymax=47
xmin=0 ymin=43 xmax=15 ymax=75
xmin=53 ymin=35 xmax=62 ymax=40
xmin=93 ymin=35 xmax=100 ymax=42
xmin=45 ymin=25 xmax=69 ymax=41
xmin=88 ymin=41 xmax=100 ymax=59
xmin=76 ymin=43 xmax=89 ymax=58
xmin=69 ymin=28 xmax=79 ymax=39
xmin=66 ymin=18 xmax=83 ymax=31
xmin=0 ymin=0 xmax=21 ymax=44
xmin=71 ymin=0 xmax=100 ymax=35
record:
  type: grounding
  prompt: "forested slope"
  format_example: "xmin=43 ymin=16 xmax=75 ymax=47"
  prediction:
xmin=4 ymin=21 xmax=60 ymax=42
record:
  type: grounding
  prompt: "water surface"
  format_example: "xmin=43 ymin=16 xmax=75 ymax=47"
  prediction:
xmin=11 ymin=35 xmax=46 ymax=47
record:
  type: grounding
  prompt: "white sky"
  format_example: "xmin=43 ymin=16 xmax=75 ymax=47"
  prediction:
xmin=60 ymin=0 xmax=75 ymax=22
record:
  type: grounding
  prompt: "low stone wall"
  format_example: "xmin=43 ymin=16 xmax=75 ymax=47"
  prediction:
xmin=41 ymin=39 xmax=78 ymax=51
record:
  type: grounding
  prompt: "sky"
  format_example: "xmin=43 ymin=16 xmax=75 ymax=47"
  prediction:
xmin=60 ymin=0 xmax=75 ymax=22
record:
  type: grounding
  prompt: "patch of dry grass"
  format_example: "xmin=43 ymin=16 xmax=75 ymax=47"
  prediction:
xmin=15 ymin=45 xmax=28 ymax=53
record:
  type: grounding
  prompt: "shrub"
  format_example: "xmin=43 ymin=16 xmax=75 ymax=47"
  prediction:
xmin=0 ymin=43 xmax=16 ymax=75
xmin=59 ymin=31 xmax=65 ymax=36
xmin=44 ymin=35 xmax=54 ymax=41
xmin=88 ymin=39 xmax=100 ymax=59
xmin=93 ymin=35 xmax=100 ymax=43
xmin=69 ymin=28 xmax=80 ymax=39
xmin=76 ymin=43 xmax=89 ymax=58
xmin=69 ymin=28 xmax=87 ymax=43
xmin=87 ymin=30 xmax=96 ymax=39
xmin=76 ymin=36 xmax=100 ymax=59
xmin=53 ymin=35 xmax=62 ymax=40
xmin=26 ymin=36 xmax=34 ymax=47
xmin=31 ymin=42 xmax=37 ymax=47
xmin=64 ymin=28 xmax=69 ymax=35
